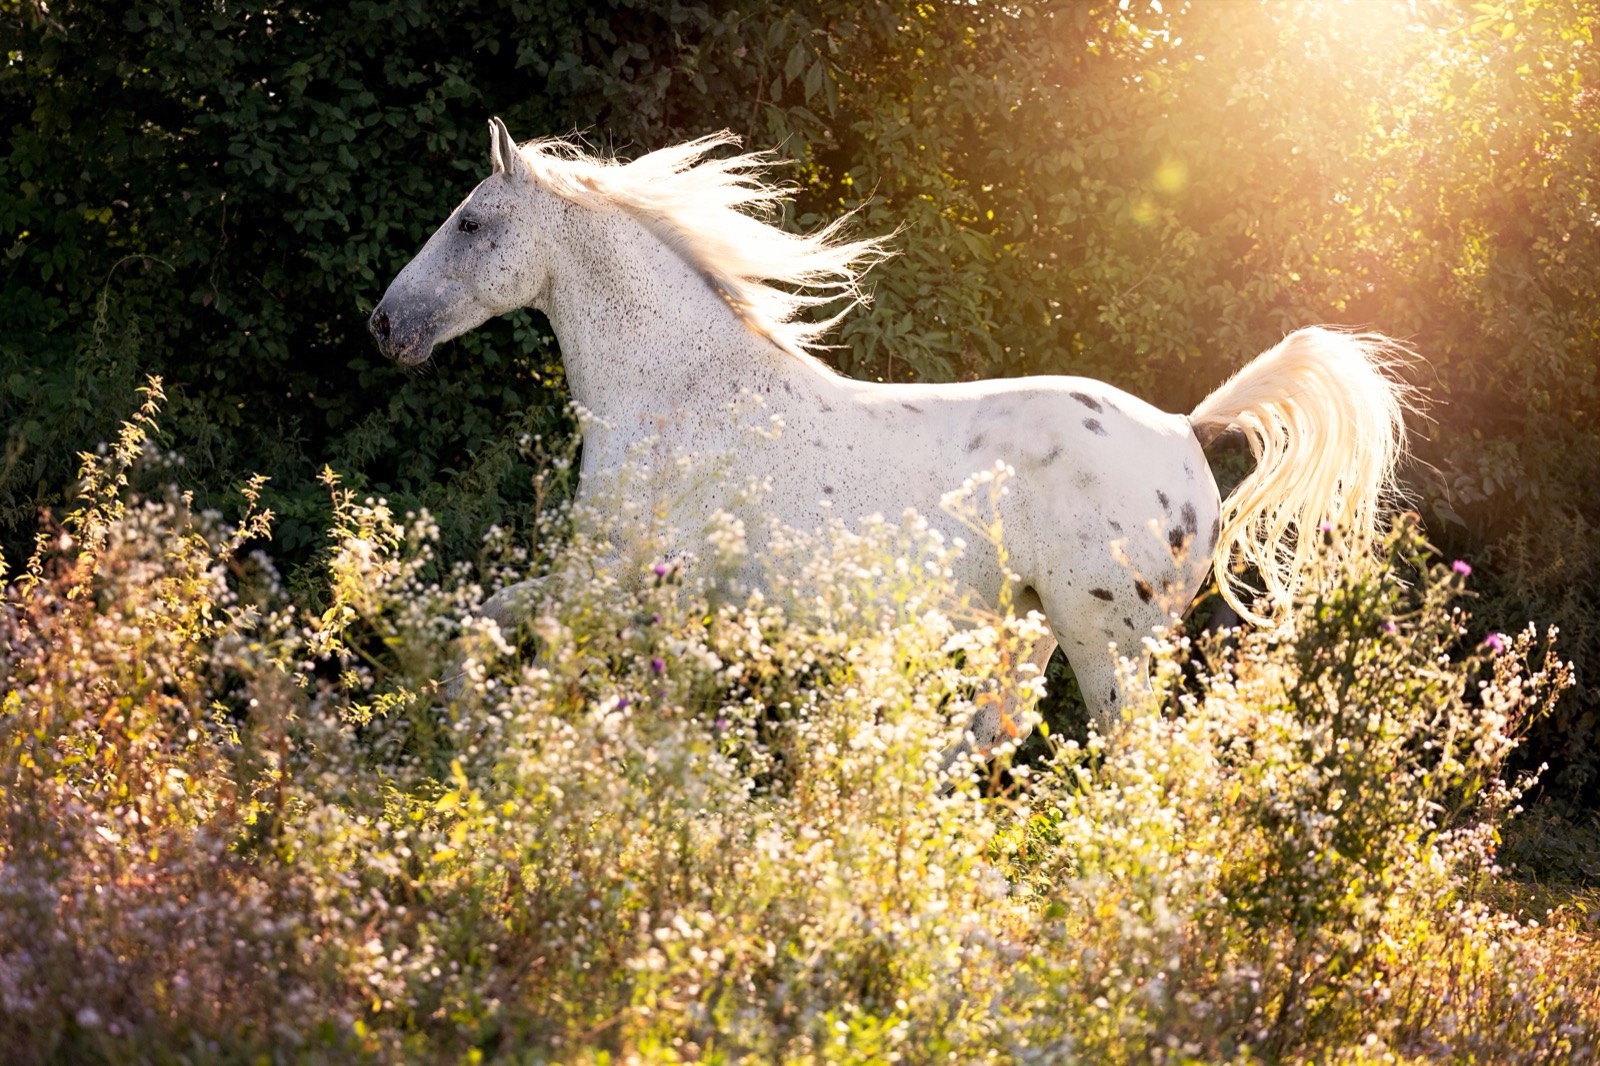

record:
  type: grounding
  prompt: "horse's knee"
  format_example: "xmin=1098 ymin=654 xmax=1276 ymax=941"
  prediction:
xmin=480 ymin=577 xmax=546 ymax=629
xmin=440 ymin=577 xmax=548 ymax=700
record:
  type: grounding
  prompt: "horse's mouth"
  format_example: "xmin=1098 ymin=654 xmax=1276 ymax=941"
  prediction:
xmin=388 ymin=340 xmax=435 ymax=367
xmin=375 ymin=336 xmax=435 ymax=366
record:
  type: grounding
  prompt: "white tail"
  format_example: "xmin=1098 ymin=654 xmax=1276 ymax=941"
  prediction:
xmin=1190 ymin=327 xmax=1417 ymax=624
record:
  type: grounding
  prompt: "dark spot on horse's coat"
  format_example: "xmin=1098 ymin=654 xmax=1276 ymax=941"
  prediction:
xmin=1157 ymin=490 xmax=1170 ymax=510
xmin=1075 ymin=470 xmax=1096 ymax=490
xmin=1070 ymin=391 xmax=1103 ymax=413
xmin=818 ymin=400 xmax=834 ymax=413
xmin=812 ymin=439 xmax=824 ymax=448
xmin=1168 ymin=527 xmax=1187 ymax=552
xmin=1122 ymin=616 xmax=1133 ymax=629
xmin=1083 ymin=418 xmax=1107 ymax=436
xmin=1042 ymin=444 xmax=1063 ymax=465
xmin=1208 ymin=517 xmax=1221 ymax=551
xmin=781 ymin=381 xmax=794 ymax=396
xmin=966 ymin=433 xmax=986 ymax=453
xmin=1180 ymin=502 xmax=1198 ymax=537
xmin=823 ymin=485 xmax=834 ymax=495
xmin=1109 ymin=519 xmax=1124 ymax=533
xmin=1108 ymin=686 xmax=1118 ymax=706
xmin=1090 ymin=587 xmax=1114 ymax=602
xmin=901 ymin=402 xmax=923 ymax=414
xmin=1135 ymin=579 xmax=1154 ymax=604
xmin=1184 ymin=460 xmax=1194 ymax=478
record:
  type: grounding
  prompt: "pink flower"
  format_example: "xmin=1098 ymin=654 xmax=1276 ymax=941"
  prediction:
xmin=650 ymin=657 xmax=665 ymax=675
xmin=1483 ymin=632 xmax=1507 ymax=654
xmin=1451 ymin=560 xmax=1472 ymax=577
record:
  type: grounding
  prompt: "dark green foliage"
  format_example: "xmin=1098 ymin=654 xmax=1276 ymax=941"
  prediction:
xmin=4 ymin=0 xmax=1598 ymax=801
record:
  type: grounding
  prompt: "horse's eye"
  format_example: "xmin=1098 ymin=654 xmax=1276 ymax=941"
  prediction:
xmin=459 ymin=217 xmax=480 ymax=234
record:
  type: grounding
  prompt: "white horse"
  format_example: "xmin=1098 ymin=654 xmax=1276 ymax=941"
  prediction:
xmin=370 ymin=117 xmax=1412 ymax=748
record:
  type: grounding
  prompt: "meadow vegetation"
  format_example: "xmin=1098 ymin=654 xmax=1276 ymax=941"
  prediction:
xmin=3 ymin=2 xmax=1598 ymax=1058
xmin=2 ymin=388 xmax=1595 ymax=1063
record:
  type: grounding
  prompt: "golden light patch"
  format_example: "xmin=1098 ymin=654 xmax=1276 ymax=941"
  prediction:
xmin=1154 ymin=157 xmax=1189 ymax=194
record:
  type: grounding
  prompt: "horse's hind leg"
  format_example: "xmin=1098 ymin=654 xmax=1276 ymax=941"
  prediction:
xmin=942 ymin=629 xmax=1058 ymax=774
xmin=1060 ymin=641 xmax=1149 ymax=735
xmin=1033 ymin=583 xmax=1166 ymax=734
xmin=979 ymin=631 xmax=1058 ymax=751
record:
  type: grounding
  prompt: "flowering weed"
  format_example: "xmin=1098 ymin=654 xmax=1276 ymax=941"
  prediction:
xmin=1 ymin=391 xmax=1594 ymax=1063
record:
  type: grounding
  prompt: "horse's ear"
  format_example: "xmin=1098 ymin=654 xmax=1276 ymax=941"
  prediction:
xmin=487 ymin=116 xmax=530 ymax=184
xmin=487 ymin=117 xmax=506 ymax=174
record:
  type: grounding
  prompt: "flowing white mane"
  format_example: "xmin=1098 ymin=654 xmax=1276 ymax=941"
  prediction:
xmin=515 ymin=133 xmax=892 ymax=360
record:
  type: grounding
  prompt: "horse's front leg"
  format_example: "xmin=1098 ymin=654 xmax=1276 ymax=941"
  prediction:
xmin=479 ymin=576 xmax=549 ymax=630
xmin=440 ymin=576 xmax=549 ymax=698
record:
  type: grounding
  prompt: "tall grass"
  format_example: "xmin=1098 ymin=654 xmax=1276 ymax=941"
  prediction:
xmin=1 ymin=384 xmax=1593 ymax=1063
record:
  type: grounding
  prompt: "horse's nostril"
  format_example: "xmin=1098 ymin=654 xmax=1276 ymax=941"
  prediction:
xmin=372 ymin=310 xmax=391 ymax=341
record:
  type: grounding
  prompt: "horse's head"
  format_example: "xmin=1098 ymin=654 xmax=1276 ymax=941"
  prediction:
xmin=369 ymin=118 xmax=551 ymax=365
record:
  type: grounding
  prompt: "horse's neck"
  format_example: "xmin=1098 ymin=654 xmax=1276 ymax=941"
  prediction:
xmin=540 ymin=205 xmax=803 ymax=425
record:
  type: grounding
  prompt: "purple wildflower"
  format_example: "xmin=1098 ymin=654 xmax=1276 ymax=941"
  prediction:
xmin=1482 ymin=632 xmax=1507 ymax=654
xmin=1451 ymin=559 xmax=1472 ymax=577
xmin=1381 ymin=620 xmax=1397 ymax=635
xmin=653 ymin=562 xmax=670 ymax=577
xmin=650 ymin=657 xmax=665 ymax=675
xmin=1318 ymin=521 xmax=1334 ymax=533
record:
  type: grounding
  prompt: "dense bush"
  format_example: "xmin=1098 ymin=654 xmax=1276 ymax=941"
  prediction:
xmin=1 ymin=397 xmax=1594 ymax=1061
xmin=3 ymin=3 xmax=1597 ymax=790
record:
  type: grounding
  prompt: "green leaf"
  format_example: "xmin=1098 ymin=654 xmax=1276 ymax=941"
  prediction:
xmin=785 ymin=42 xmax=807 ymax=84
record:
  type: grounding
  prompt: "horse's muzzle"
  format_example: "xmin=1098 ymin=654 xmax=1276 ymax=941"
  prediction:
xmin=368 ymin=303 xmax=430 ymax=365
